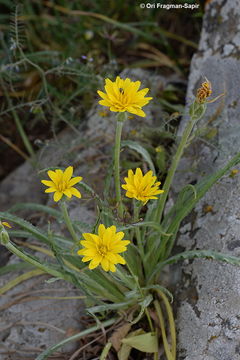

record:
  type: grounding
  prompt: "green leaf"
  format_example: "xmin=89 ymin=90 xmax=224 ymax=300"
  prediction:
xmin=121 ymin=332 xmax=158 ymax=353
xmin=0 ymin=212 xmax=50 ymax=245
xmin=9 ymin=203 xmax=62 ymax=219
xmin=36 ymin=318 xmax=117 ymax=360
xmin=118 ymin=221 xmax=169 ymax=235
xmin=131 ymin=294 xmax=153 ymax=324
xmin=162 ymin=150 xmax=240 ymax=259
xmin=117 ymin=329 xmax=143 ymax=360
xmin=87 ymin=299 xmax=135 ymax=315
xmin=78 ymin=181 xmax=102 ymax=204
xmin=0 ymin=262 xmax=33 ymax=276
xmin=143 ymin=284 xmax=173 ymax=303
xmin=149 ymin=250 xmax=240 ymax=281
xmin=121 ymin=140 xmax=156 ymax=174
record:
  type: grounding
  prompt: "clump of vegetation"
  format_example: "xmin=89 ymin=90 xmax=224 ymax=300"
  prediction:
xmin=1 ymin=74 xmax=239 ymax=359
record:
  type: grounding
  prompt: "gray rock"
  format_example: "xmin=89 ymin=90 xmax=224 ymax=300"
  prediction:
xmin=175 ymin=0 xmax=240 ymax=358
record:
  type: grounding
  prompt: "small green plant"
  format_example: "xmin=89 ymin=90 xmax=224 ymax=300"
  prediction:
xmin=0 ymin=76 xmax=239 ymax=360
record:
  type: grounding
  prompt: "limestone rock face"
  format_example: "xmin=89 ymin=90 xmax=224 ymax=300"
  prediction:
xmin=176 ymin=1 xmax=240 ymax=359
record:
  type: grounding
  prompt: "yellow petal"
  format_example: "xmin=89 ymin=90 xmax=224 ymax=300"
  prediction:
xmin=47 ymin=170 xmax=59 ymax=182
xmin=115 ymin=254 xmax=126 ymax=264
xmin=41 ymin=180 xmax=55 ymax=187
xmin=45 ymin=188 xmax=56 ymax=193
xmin=69 ymin=176 xmax=82 ymax=186
xmin=2 ymin=222 xmax=11 ymax=228
xmin=99 ymin=99 xmax=112 ymax=107
xmin=89 ymin=258 xmax=101 ymax=269
xmin=83 ymin=233 xmax=100 ymax=244
xmin=70 ymin=187 xmax=81 ymax=198
xmin=105 ymin=253 xmax=118 ymax=263
xmin=101 ymin=258 xmax=110 ymax=271
xmin=80 ymin=240 xmax=96 ymax=248
xmin=63 ymin=189 xmax=72 ymax=198
xmin=97 ymin=90 xmax=108 ymax=100
xmin=53 ymin=191 xmax=63 ymax=202
xmin=98 ymin=224 xmax=106 ymax=238
xmin=127 ymin=107 xmax=146 ymax=117
xmin=63 ymin=166 xmax=73 ymax=182
xmin=109 ymin=263 xmax=116 ymax=272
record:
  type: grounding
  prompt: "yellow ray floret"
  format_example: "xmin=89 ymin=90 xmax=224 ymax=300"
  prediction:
xmin=122 ymin=168 xmax=164 ymax=204
xmin=2 ymin=221 xmax=12 ymax=228
xmin=97 ymin=76 xmax=152 ymax=117
xmin=77 ymin=224 xmax=130 ymax=272
xmin=41 ymin=166 xmax=82 ymax=202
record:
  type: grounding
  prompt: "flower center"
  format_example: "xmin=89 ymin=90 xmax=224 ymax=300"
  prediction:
xmin=98 ymin=244 xmax=108 ymax=256
xmin=58 ymin=181 xmax=67 ymax=192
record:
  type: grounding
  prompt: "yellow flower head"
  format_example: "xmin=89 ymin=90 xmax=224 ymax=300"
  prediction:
xmin=122 ymin=168 xmax=164 ymax=204
xmin=41 ymin=166 xmax=82 ymax=202
xmin=1 ymin=221 xmax=11 ymax=228
xmin=97 ymin=76 xmax=152 ymax=117
xmin=78 ymin=224 xmax=130 ymax=272
xmin=196 ymin=77 xmax=212 ymax=104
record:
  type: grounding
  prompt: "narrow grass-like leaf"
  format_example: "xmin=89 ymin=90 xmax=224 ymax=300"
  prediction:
xmin=0 ymin=268 xmax=45 ymax=295
xmin=0 ymin=212 xmax=50 ymax=245
xmin=118 ymin=221 xmax=169 ymax=235
xmin=143 ymin=284 xmax=173 ymax=303
xmin=162 ymin=151 xmax=240 ymax=259
xmin=121 ymin=140 xmax=156 ymax=174
xmin=87 ymin=298 xmax=135 ymax=315
xmin=9 ymin=203 xmax=62 ymax=219
xmin=131 ymin=294 xmax=153 ymax=325
xmin=149 ymin=250 xmax=240 ymax=281
xmin=36 ymin=318 xmax=117 ymax=360
xmin=0 ymin=262 xmax=33 ymax=276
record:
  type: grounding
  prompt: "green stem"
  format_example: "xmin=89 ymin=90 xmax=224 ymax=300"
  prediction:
xmin=60 ymin=201 xmax=79 ymax=243
xmin=145 ymin=307 xmax=154 ymax=333
xmin=154 ymin=300 xmax=174 ymax=360
xmin=133 ymin=200 xmax=144 ymax=259
xmin=114 ymin=113 xmax=126 ymax=218
xmin=1 ymin=78 xmax=35 ymax=159
xmin=126 ymin=260 xmax=141 ymax=293
xmin=3 ymin=241 xmax=67 ymax=280
xmin=157 ymin=289 xmax=176 ymax=359
xmin=100 ymin=342 xmax=112 ymax=360
xmin=155 ymin=109 xmax=205 ymax=224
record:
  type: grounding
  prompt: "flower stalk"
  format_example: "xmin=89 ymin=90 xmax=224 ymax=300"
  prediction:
xmin=114 ymin=112 xmax=126 ymax=218
xmin=133 ymin=200 xmax=144 ymax=260
xmin=155 ymin=103 xmax=206 ymax=224
xmin=60 ymin=201 xmax=79 ymax=243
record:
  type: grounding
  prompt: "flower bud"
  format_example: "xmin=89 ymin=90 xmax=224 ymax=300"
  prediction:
xmin=0 ymin=227 xmax=10 ymax=245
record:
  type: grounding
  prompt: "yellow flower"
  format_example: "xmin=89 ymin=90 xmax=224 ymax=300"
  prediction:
xmin=230 ymin=169 xmax=239 ymax=177
xmin=97 ymin=76 xmax=152 ymax=117
xmin=41 ymin=166 xmax=82 ymax=202
xmin=77 ymin=224 xmax=130 ymax=272
xmin=122 ymin=168 xmax=164 ymax=204
xmin=2 ymin=221 xmax=11 ymax=228
xmin=196 ymin=77 xmax=224 ymax=105
xmin=196 ymin=78 xmax=212 ymax=104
